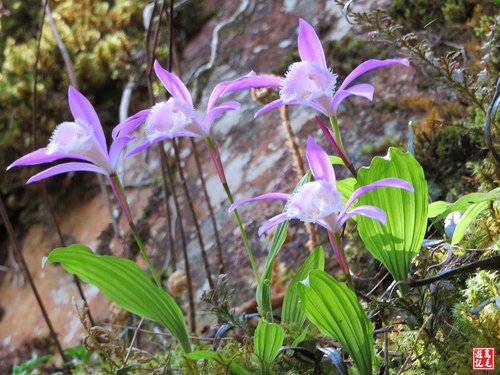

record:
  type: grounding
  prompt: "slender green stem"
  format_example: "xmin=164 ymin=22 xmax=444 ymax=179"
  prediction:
xmin=110 ymin=174 xmax=162 ymax=289
xmin=205 ymin=135 xmax=260 ymax=284
xmin=222 ymin=182 xmax=261 ymax=284
xmin=329 ymin=116 xmax=347 ymax=156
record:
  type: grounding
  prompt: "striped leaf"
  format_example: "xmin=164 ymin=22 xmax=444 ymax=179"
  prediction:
xmin=298 ymin=270 xmax=373 ymax=375
xmin=281 ymin=246 xmax=324 ymax=328
xmin=46 ymin=244 xmax=191 ymax=353
xmin=355 ymin=148 xmax=428 ymax=281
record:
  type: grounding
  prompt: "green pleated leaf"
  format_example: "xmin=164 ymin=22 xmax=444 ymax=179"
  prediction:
xmin=355 ymin=148 xmax=428 ymax=281
xmin=254 ymin=320 xmax=285 ymax=365
xmin=298 ymin=270 xmax=373 ymax=375
xmin=256 ymin=172 xmax=311 ymax=320
xmin=46 ymin=244 xmax=191 ymax=353
xmin=451 ymin=201 xmax=489 ymax=245
xmin=185 ymin=351 xmax=251 ymax=375
xmin=336 ymin=177 xmax=356 ymax=203
xmin=282 ymin=246 xmax=324 ymax=328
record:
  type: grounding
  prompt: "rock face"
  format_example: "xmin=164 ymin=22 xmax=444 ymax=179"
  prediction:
xmin=1 ymin=0 xmax=417 ymax=360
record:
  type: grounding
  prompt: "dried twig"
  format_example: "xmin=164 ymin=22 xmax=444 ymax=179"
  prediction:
xmin=396 ymin=314 xmax=434 ymax=375
xmin=0 ymin=196 xmax=68 ymax=363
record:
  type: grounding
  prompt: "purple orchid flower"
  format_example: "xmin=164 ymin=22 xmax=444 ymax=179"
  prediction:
xmin=218 ymin=18 xmax=410 ymax=117
xmin=229 ymin=136 xmax=413 ymax=274
xmin=112 ymin=60 xmax=241 ymax=158
xmin=7 ymin=86 xmax=132 ymax=183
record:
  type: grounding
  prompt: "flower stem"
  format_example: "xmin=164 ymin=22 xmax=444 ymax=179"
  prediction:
xmin=328 ymin=231 xmax=351 ymax=284
xmin=205 ymin=136 xmax=261 ymax=284
xmin=316 ymin=116 xmax=357 ymax=178
xmin=330 ymin=116 xmax=346 ymax=156
xmin=110 ymin=174 xmax=162 ymax=289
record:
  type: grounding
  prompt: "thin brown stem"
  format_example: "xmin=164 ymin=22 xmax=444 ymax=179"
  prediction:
xmin=124 ymin=317 xmax=144 ymax=364
xmin=159 ymin=149 xmax=177 ymax=271
xmin=40 ymin=184 xmax=95 ymax=326
xmin=34 ymin=0 xmax=94 ymax=326
xmin=172 ymin=139 xmax=215 ymax=289
xmin=190 ymin=138 xmax=225 ymax=274
xmin=162 ymin=146 xmax=196 ymax=332
xmin=0 ymin=196 xmax=68 ymax=362
xmin=145 ymin=0 xmax=160 ymax=105
xmin=144 ymin=0 xmax=195 ymax=331
xmin=396 ymin=314 xmax=433 ymax=375
xmin=280 ymin=106 xmax=317 ymax=250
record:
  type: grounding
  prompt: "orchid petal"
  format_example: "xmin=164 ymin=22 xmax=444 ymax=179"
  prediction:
xmin=254 ymin=99 xmax=287 ymax=117
xmin=223 ymin=74 xmax=282 ymax=96
xmin=316 ymin=218 xmax=334 ymax=232
xmin=207 ymin=72 xmax=279 ymax=111
xmin=7 ymin=147 xmax=93 ymax=170
xmin=341 ymin=178 xmax=414 ymax=217
xmin=258 ymin=213 xmax=290 ymax=236
xmin=109 ymin=136 xmax=134 ymax=170
xmin=344 ymin=83 xmax=375 ymax=100
xmin=228 ymin=192 xmax=291 ymax=213
xmin=125 ymin=140 xmax=156 ymax=158
xmin=338 ymin=58 xmax=410 ymax=92
xmin=331 ymin=84 xmax=375 ymax=112
xmin=68 ymin=86 xmax=107 ymax=153
xmin=154 ymin=60 xmax=193 ymax=106
xmin=298 ymin=18 xmax=326 ymax=68
xmin=203 ymin=101 xmax=241 ymax=133
xmin=306 ymin=136 xmax=336 ymax=186
xmin=337 ymin=205 xmax=386 ymax=228
xmin=26 ymin=162 xmax=107 ymax=184
xmin=112 ymin=109 xmax=150 ymax=138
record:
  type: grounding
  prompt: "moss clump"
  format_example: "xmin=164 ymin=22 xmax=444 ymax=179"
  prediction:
xmin=387 ymin=0 xmax=477 ymax=30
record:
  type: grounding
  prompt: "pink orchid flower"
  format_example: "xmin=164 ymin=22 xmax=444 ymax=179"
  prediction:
xmin=7 ymin=86 xmax=132 ymax=183
xmin=218 ymin=18 xmax=410 ymax=117
xmin=229 ymin=136 xmax=414 ymax=274
xmin=112 ymin=60 xmax=242 ymax=157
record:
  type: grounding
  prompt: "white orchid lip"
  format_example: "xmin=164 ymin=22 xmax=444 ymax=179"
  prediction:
xmin=144 ymin=98 xmax=196 ymax=141
xmin=286 ymin=180 xmax=343 ymax=223
xmin=47 ymin=120 xmax=94 ymax=155
xmin=46 ymin=119 xmax=111 ymax=172
xmin=280 ymin=61 xmax=337 ymax=104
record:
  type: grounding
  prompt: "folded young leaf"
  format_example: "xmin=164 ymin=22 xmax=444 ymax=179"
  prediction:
xmin=298 ymin=270 xmax=373 ymax=375
xmin=254 ymin=320 xmax=285 ymax=366
xmin=282 ymin=246 xmax=324 ymax=328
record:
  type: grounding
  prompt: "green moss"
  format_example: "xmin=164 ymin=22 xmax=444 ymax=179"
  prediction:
xmin=387 ymin=0 xmax=476 ymax=30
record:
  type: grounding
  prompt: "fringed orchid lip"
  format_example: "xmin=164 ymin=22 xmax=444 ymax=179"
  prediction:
xmin=47 ymin=120 xmax=111 ymax=173
xmin=280 ymin=61 xmax=337 ymax=115
xmin=144 ymin=98 xmax=201 ymax=141
xmin=286 ymin=181 xmax=343 ymax=224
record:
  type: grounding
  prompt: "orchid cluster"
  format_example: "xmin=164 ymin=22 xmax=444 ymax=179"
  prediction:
xmin=8 ymin=18 xmax=412 ymax=282
xmin=6 ymin=16 xmax=425 ymax=373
